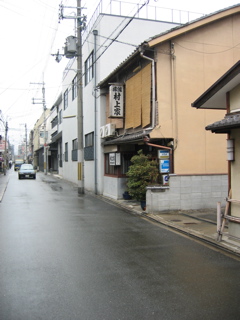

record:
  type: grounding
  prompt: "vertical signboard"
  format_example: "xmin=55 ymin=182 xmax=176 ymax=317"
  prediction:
xmin=109 ymin=153 xmax=116 ymax=166
xmin=109 ymin=84 xmax=124 ymax=117
xmin=109 ymin=153 xmax=121 ymax=166
xmin=158 ymin=150 xmax=170 ymax=173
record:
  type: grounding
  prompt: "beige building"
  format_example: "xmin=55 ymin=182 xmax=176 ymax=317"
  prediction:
xmin=192 ymin=60 xmax=240 ymax=239
xmin=99 ymin=5 xmax=240 ymax=211
xmin=33 ymin=109 xmax=50 ymax=171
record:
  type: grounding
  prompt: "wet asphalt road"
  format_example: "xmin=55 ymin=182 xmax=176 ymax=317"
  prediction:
xmin=1 ymin=171 xmax=240 ymax=320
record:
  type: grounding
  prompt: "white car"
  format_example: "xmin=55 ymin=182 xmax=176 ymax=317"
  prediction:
xmin=18 ymin=164 xmax=36 ymax=179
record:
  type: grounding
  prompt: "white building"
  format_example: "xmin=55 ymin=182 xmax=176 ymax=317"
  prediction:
xmin=48 ymin=94 xmax=63 ymax=175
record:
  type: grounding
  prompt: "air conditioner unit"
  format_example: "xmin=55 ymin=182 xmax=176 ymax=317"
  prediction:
xmin=100 ymin=126 xmax=106 ymax=138
xmin=105 ymin=123 xmax=116 ymax=137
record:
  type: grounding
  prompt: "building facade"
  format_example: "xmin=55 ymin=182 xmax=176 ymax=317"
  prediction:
xmin=98 ymin=5 xmax=240 ymax=211
xmin=60 ymin=0 xmax=187 ymax=187
xmin=192 ymin=60 xmax=240 ymax=239
xmin=33 ymin=109 xmax=50 ymax=172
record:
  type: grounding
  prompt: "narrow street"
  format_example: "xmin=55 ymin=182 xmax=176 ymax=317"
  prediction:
xmin=0 ymin=171 xmax=240 ymax=320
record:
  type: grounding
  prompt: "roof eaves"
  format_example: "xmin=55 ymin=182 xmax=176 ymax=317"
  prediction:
xmin=206 ymin=112 xmax=240 ymax=132
xmin=98 ymin=46 xmax=143 ymax=87
xmin=103 ymin=129 xmax=152 ymax=145
xmin=192 ymin=60 xmax=240 ymax=109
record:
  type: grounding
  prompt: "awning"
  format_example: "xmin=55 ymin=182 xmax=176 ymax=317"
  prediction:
xmin=103 ymin=129 xmax=152 ymax=145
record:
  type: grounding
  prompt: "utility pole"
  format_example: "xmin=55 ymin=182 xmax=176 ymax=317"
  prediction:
xmin=0 ymin=112 xmax=8 ymax=175
xmin=31 ymin=81 xmax=47 ymax=175
xmin=25 ymin=123 xmax=27 ymax=162
xmin=57 ymin=0 xmax=85 ymax=193
xmin=4 ymin=121 xmax=8 ymax=175
xmin=77 ymin=0 xmax=84 ymax=194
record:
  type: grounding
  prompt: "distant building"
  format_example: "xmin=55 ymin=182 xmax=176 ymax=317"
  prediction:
xmin=33 ymin=109 xmax=50 ymax=171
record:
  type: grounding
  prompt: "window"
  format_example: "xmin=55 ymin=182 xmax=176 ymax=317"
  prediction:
xmin=105 ymin=153 xmax=133 ymax=176
xmin=65 ymin=142 xmax=68 ymax=162
xmin=64 ymin=89 xmax=68 ymax=110
xmin=59 ymin=142 xmax=62 ymax=167
xmin=51 ymin=131 xmax=58 ymax=139
xmin=39 ymin=131 xmax=48 ymax=139
xmin=72 ymin=139 xmax=78 ymax=161
xmin=85 ymin=132 xmax=94 ymax=147
xmin=59 ymin=110 xmax=62 ymax=124
xmin=84 ymin=132 xmax=94 ymax=160
xmin=84 ymin=51 xmax=94 ymax=85
xmin=51 ymin=116 xmax=58 ymax=129
xmin=72 ymin=75 xmax=78 ymax=100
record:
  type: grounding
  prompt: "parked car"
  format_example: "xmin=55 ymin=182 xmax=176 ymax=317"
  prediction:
xmin=18 ymin=164 xmax=36 ymax=179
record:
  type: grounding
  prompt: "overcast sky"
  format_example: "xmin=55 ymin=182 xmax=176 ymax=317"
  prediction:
xmin=0 ymin=0 xmax=239 ymax=146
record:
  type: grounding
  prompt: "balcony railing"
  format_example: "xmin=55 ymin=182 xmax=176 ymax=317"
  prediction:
xmin=83 ymin=0 xmax=204 ymax=42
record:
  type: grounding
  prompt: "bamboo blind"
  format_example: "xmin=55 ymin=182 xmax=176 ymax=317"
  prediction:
xmin=125 ymin=63 xmax=151 ymax=129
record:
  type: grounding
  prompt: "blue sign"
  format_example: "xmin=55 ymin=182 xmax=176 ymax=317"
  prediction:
xmin=160 ymin=160 xmax=170 ymax=173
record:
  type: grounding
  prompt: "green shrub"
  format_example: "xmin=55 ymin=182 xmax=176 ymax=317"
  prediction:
xmin=126 ymin=150 xmax=159 ymax=201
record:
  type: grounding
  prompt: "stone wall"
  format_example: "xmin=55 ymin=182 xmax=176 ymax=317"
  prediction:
xmin=146 ymin=174 xmax=228 ymax=213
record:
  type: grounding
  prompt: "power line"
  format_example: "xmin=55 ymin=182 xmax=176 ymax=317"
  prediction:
xmin=94 ymin=0 xmax=150 ymax=63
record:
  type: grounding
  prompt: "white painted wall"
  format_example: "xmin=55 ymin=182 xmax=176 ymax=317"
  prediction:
xmin=61 ymin=65 xmax=78 ymax=184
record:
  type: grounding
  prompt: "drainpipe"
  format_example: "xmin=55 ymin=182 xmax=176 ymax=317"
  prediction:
xmin=93 ymin=30 xmax=98 ymax=194
xmin=170 ymin=41 xmax=178 ymax=149
xmin=226 ymin=92 xmax=231 ymax=194
xmin=144 ymin=138 xmax=173 ymax=175
xmin=140 ymin=51 xmax=156 ymax=129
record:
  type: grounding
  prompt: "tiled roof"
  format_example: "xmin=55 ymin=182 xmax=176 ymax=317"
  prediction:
xmin=206 ymin=112 xmax=240 ymax=133
xmin=98 ymin=4 xmax=240 ymax=89
xmin=103 ymin=129 xmax=152 ymax=145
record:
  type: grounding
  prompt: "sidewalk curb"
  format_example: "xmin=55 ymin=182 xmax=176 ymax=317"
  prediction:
xmin=0 ymin=173 xmax=9 ymax=202
xmin=96 ymin=193 xmax=240 ymax=257
xmin=144 ymin=213 xmax=240 ymax=257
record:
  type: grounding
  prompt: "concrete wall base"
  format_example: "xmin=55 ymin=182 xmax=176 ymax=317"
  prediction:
xmin=146 ymin=174 xmax=228 ymax=213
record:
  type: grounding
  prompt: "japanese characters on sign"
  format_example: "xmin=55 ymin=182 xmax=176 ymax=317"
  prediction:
xmin=109 ymin=153 xmax=121 ymax=166
xmin=109 ymin=84 xmax=124 ymax=117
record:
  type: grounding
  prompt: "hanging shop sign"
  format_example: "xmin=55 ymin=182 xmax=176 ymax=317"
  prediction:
xmin=109 ymin=84 xmax=124 ymax=117
xmin=109 ymin=153 xmax=121 ymax=166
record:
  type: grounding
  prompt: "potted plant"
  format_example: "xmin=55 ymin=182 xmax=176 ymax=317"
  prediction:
xmin=126 ymin=150 xmax=159 ymax=210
